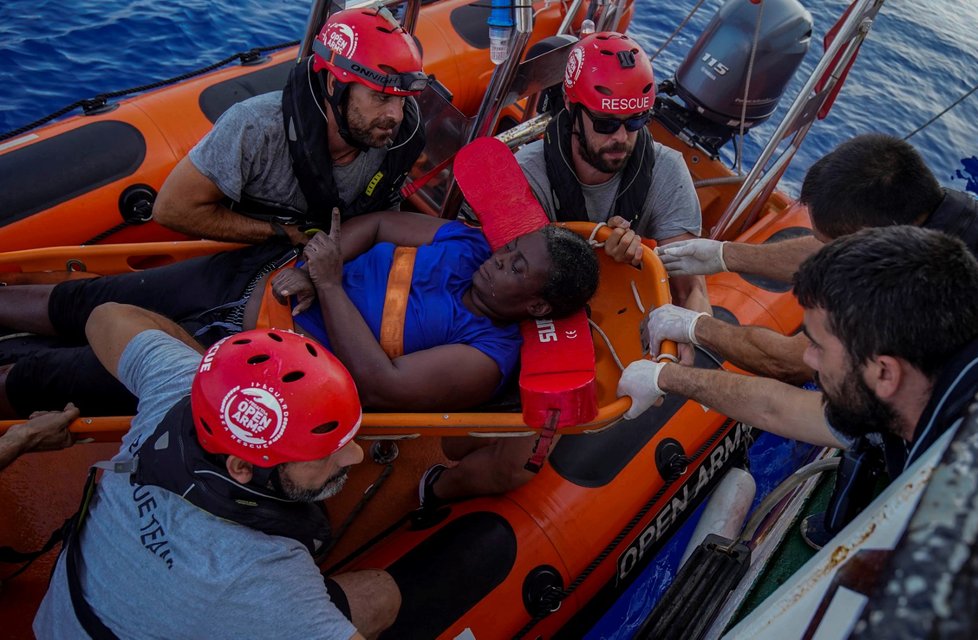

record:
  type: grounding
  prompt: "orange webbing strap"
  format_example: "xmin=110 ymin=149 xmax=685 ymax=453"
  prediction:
xmin=257 ymin=258 xmax=299 ymax=330
xmin=379 ymin=246 xmax=417 ymax=359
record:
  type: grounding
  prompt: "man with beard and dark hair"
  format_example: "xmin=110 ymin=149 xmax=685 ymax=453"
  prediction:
xmin=617 ymin=226 xmax=978 ymax=470
xmin=34 ymin=303 xmax=399 ymax=639
xmin=515 ymin=32 xmax=709 ymax=326
xmin=153 ymin=7 xmax=427 ymax=245
xmin=647 ymin=134 xmax=978 ymax=384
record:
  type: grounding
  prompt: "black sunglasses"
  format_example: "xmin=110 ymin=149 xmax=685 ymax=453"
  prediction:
xmin=313 ymin=39 xmax=430 ymax=93
xmin=584 ymin=108 xmax=652 ymax=135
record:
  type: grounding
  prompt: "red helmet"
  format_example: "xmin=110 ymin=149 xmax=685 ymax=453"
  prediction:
xmin=311 ymin=7 xmax=427 ymax=96
xmin=564 ymin=32 xmax=656 ymax=115
xmin=191 ymin=330 xmax=362 ymax=467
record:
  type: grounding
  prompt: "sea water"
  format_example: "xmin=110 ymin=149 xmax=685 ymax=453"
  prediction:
xmin=0 ymin=1 xmax=976 ymax=638
xmin=1 ymin=0 xmax=975 ymax=195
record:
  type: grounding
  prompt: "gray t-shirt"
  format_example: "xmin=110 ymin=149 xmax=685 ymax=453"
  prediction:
xmin=189 ymin=91 xmax=386 ymax=216
xmin=34 ymin=330 xmax=356 ymax=640
xmin=515 ymin=138 xmax=702 ymax=241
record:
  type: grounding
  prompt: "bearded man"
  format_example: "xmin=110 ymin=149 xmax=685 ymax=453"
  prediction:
xmin=515 ymin=31 xmax=709 ymax=319
xmin=618 ymin=226 xmax=978 ymax=475
xmin=154 ymin=7 xmax=428 ymax=245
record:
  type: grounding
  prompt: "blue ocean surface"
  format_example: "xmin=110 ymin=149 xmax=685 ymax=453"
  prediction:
xmin=1 ymin=0 xmax=975 ymax=195
xmin=0 ymin=0 xmax=975 ymax=638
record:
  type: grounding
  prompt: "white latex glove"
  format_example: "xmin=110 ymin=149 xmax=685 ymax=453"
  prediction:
xmin=643 ymin=304 xmax=709 ymax=356
xmin=617 ymin=360 xmax=666 ymax=419
xmin=656 ymin=238 xmax=727 ymax=276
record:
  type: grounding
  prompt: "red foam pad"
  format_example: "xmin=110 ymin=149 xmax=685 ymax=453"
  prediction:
xmin=519 ymin=314 xmax=597 ymax=428
xmin=454 ymin=137 xmax=597 ymax=429
xmin=453 ymin=137 xmax=550 ymax=250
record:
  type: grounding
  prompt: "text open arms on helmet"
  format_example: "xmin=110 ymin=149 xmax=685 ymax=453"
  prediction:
xmin=312 ymin=7 xmax=426 ymax=95
xmin=564 ymin=32 xmax=656 ymax=114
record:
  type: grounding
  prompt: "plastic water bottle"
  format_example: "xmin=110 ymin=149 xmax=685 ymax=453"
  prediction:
xmin=489 ymin=26 xmax=512 ymax=65
xmin=580 ymin=19 xmax=596 ymax=35
xmin=488 ymin=0 xmax=514 ymax=65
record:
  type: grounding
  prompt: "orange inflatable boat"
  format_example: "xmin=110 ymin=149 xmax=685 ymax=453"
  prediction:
xmin=0 ymin=0 xmax=849 ymax=634
xmin=0 ymin=127 xmax=811 ymax=637
xmin=0 ymin=0 xmax=635 ymax=251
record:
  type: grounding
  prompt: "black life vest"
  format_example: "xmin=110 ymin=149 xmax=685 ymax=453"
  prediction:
xmin=923 ymin=188 xmax=978 ymax=256
xmin=907 ymin=337 xmax=978 ymax=466
xmin=130 ymin=396 xmax=332 ymax=558
xmin=542 ymin=107 xmax=655 ymax=224
xmin=235 ymin=57 xmax=425 ymax=229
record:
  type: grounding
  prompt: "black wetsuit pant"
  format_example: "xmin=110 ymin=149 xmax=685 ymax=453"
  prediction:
xmin=4 ymin=242 xmax=295 ymax=417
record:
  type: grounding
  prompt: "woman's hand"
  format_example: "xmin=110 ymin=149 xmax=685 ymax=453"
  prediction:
xmin=304 ymin=208 xmax=345 ymax=292
xmin=271 ymin=268 xmax=317 ymax=315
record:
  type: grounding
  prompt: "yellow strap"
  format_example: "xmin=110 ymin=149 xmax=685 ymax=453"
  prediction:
xmin=379 ymin=246 xmax=417 ymax=359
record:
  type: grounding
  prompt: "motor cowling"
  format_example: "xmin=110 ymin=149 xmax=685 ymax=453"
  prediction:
xmin=673 ymin=0 xmax=812 ymax=130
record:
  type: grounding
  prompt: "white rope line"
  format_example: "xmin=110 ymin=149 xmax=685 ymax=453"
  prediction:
xmin=587 ymin=221 xmax=609 ymax=248
xmin=650 ymin=0 xmax=709 ymax=62
xmin=735 ymin=0 xmax=765 ymax=175
xmin=386 ymin=96 xmax=421 ymax=151
xmin=0 ymin=332 xmax=35 ymax=343
xmin=629 ymin=279 xmax=646 ymax=314
xmin=306 ymin=57 xmax=330 ymax=124
xmin=589 ymin=318 xmax=626 ymax=372
xmin=629 ymin=281 xmax=680 ymax=363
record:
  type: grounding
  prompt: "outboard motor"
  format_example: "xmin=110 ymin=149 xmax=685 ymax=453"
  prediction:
xmin=657 ymin=0 xmax=812 ymax=157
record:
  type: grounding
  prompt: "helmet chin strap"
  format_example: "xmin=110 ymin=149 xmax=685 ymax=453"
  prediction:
xmin=244 ymin=461 xmax=293 ymax=500
xmin=319 ymin=72 xmax=370 ymax=152
xmin=570 ymin=103 xmax=587 ymax=141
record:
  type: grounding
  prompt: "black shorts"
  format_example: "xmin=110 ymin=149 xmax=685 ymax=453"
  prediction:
xmin=47 ymin=242 xmax=294 ymax=341
xmin=323 ymin=577 xmax=353 ymax=622
xmin=5 ymin=242 xmax=295 ymax=417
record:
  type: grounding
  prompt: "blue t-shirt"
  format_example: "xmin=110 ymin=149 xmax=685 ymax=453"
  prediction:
xmin=34 ymin=331 xmax=356 ymax=640
xmin=294 ymin=221 xmax=522 ymax=388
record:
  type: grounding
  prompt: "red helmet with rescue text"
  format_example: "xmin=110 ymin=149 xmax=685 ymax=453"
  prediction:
xmin=191 ymin=330 xmax=362 ymax=467
xmin=311 ymin=7 xmax=428 ymax=96
xmin=564 ymin=32 xmax=656 ymax=115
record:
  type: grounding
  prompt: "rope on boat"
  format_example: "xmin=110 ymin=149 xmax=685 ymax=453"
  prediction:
xmin=512 ymin=418 xmax=738 ymax=640
xmin=902 ymin=80 xmax=978 ymax=141
xmin=734 ymin=0 xmax=765 ymax=175
xmin=321 ymin=462 xmax=395 ymax=557
xmin=0 ymin=41 xmax=300 ymax=143
xmin=649 ymin=0 xmax=709 ymax=63
xmin=83 ymin=219 xmax=142 ymax=245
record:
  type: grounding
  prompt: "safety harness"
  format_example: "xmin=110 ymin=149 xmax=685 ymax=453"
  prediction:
xmin=816 ymin=336 xmax=978 ymax=543
xmin=257 ymin=248 xmax=418 ymax=359
xmin=925 ymin=188 xmax=978 ymax=254
xmin=57 ymin=397 xmax=331 ymax=639
xmin=231 ymin=58 xmax=424 ymax=228
xmin=542 ymin=107 xmax=655 ymax=224
xmin=290 ymin=57 xmax=423 ymax=227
